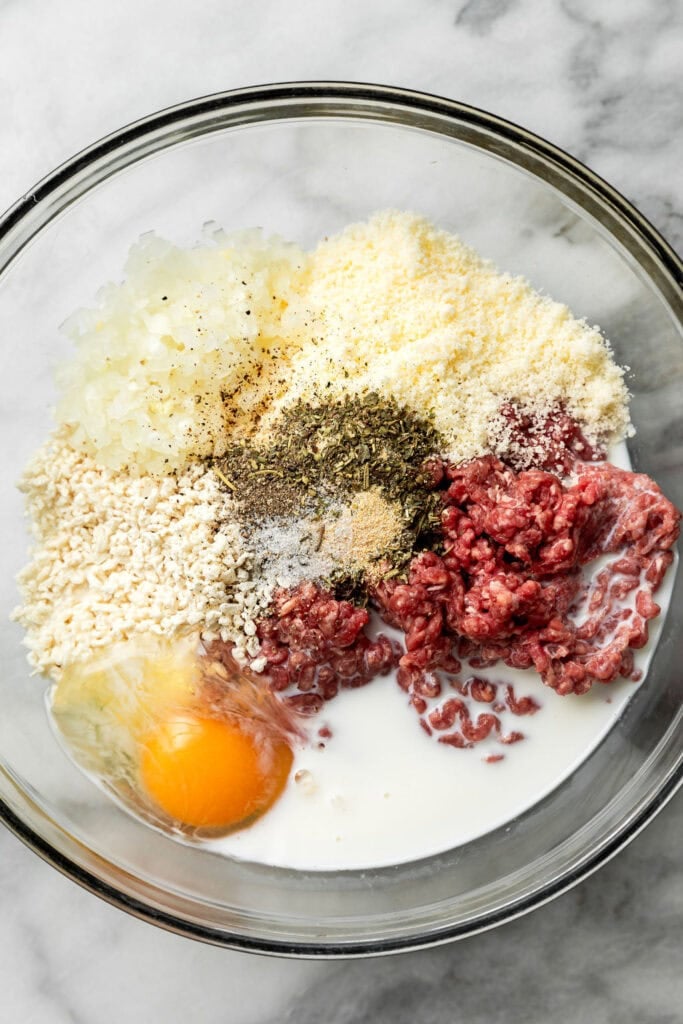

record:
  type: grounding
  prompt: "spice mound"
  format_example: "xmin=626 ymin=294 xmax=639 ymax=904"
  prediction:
xmin=11 ymin=211 xmax=681 ymax=856
xmin=215 ymin=391 xmax=442 ymax=561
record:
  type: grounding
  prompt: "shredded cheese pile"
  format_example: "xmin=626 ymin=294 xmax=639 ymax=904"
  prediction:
xmin=277 ymin=211 xmax=631 ymax=462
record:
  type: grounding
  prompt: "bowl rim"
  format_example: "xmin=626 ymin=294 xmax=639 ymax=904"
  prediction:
xmin=1 ymin=80 xmax=681 ymax=958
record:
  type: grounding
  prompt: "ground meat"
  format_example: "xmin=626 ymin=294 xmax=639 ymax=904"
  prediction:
xmin=399 ymin=669 xmax=539 ymax=750
xmin=375 ymin=456 xmax=679 ymax=698
xmin=254 ymin=581 xmax=400 ymax=714
xmin=244 ymin=454 xmax=678 ymax=752
xmin=493 ymin=402 xmax=604 ymax=474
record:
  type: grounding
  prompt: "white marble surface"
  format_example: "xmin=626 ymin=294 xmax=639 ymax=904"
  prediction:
xmin=1 ymin=0 xmax=681 ymax=1020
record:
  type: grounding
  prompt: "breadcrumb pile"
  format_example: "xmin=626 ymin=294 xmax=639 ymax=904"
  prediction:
xmin=12 ymin=431 xmax=271 ymax=678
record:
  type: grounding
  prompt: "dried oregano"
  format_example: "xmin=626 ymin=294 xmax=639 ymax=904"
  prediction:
xmin=212 ymin=391 xmax=444 ymax=575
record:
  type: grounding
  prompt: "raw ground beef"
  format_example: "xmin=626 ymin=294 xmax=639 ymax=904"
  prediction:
xmin=254 ymin=581 xmax=400 ymax=715
xmin=250 ymin=580 xmax=542 ymax=752
xmin=493 ymin=402 xmax=604 ymax=474
xmin=375 ymin=456 xmax=680 ymax=699
xmin=419 ymin=675 xmax=540 ymax=751
xmin=247 ymin=450 xmax=678 ymax=753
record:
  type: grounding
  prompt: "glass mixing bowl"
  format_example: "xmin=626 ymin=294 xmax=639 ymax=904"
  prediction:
xmin=1 ymin=83 xmax=681 ymax=957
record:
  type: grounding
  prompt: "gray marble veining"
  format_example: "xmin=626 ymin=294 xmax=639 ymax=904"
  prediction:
xmin=0 ymin=0 xmax=681 ymax=1021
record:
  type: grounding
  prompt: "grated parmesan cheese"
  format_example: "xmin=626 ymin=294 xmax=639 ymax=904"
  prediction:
xmin=275 ymin=211 xmax=631 ymax=462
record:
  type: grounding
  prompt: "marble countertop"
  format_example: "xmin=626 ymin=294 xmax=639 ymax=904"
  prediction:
xmin=1 ymin=1 xmax=681 ymax=1020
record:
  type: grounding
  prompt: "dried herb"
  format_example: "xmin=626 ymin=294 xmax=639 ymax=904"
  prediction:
xmin=212 ymin=391 xmax=444 ymax=576
xmin=329 ymin=566 xmax=372 ymax=606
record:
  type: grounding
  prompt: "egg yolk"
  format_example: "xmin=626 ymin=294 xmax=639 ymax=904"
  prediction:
xmin=139 ymin=713 xmax=293 ymax=830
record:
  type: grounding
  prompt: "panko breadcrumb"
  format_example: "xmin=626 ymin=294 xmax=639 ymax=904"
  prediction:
xmin=12 ymin=430 xmax=271 ymax=678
